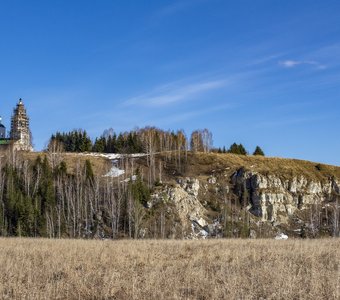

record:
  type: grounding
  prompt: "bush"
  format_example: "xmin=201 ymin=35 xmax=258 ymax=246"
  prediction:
xmin=315 ymin=164 xmax=322 ymax=171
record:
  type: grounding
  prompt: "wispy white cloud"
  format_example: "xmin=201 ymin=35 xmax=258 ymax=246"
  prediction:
xmin=307 ymin=43 xmax=340 ymax=61
xmin=279 ymin=60 xmax=301 ymax=68
xmin=249 ymin=53 xmax=285 ymax=66
xmin=149 ymin=103 xmax=236 ymax=125
xmin=124 ymin=78 xmax=229 ymax=107
xmin=279 ymin=60 xmax=326 ymax=69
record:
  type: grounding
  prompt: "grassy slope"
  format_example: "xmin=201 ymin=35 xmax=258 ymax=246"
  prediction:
xmin=21 ymin=151 xmax=111 ymax=175
xmin=173 ymin=152 xmax=340 ymax=182
xmin=18 ymin=151 xmax=340 ymax=182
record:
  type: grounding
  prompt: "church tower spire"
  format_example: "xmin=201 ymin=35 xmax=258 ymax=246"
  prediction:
xmin=10 ymin=98 xmax=33 ymax=151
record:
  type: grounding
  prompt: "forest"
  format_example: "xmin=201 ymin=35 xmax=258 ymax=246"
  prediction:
xmin=0 ymin=126 xmax=264 ymax=238
xmin=0 ymin=149 xmax=157 ymax=238
xmin=50 ymin=127 xmax=264 ymax=156
xmin=1 ymin=124 xmax=339 ymax=239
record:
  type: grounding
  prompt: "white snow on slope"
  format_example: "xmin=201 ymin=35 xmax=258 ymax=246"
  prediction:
xmin=70 ymin=152 xmax=147 ymax=178
xmin=76 ymin=152 xmax=147 ymax=159
xmin=275 ymin=233 xmax=288 ymax=240
xmin=104 ymin=166 xmax=125 ymax=177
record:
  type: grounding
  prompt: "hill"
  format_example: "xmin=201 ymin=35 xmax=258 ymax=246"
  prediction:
xmin=1 ymin=150 xmax=339 ymax=239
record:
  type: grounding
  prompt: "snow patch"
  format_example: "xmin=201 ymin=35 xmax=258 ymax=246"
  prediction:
xmin=121 ymin=175 xmax=137 ymax=183
xmin=199 ymin=229 xmax=208 ymax=238
xmin=275 ymin=233 xmax=288 ymax=240
xmin=104 ymin=166 xmax=125 ymax=178
xmin=75 ymin=152 xmax=147 ymax=159
xmin=74 ymin=152 xmax=147 ymax=178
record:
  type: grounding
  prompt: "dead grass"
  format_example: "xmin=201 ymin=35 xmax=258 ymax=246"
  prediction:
xmin=0 ymin=238 xmax=339 ymax=299
xmin=182 ymin=152 xmax=340 ymax=182
xmin=17 ymin=151 xmax=340 ymax=181
xmin=21 ymin=151 xmax=111 ymax=175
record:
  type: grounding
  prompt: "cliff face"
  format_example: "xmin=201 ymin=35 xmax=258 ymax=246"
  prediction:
xmin=150 ymin=177 xmax=218 ymax=239
xmin=232 ymin=169 xmax=340 ymax=223
xmin=145 ymin=153 xmax=340 ymax=239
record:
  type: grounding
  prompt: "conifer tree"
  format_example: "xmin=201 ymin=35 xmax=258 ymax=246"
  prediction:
xmin=253 ymin=146 xmax=265 ymax=156
xmin=228 ymin=143 xmax=247 ymax=155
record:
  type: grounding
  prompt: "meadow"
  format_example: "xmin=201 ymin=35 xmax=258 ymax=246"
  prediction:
xmin=0 ymin=238 xmax=339 ymax=299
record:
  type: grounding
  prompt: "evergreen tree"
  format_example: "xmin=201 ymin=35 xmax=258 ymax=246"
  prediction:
xmin=84 ymin=159 xmax=94 ymax=181
xmin=238 ymin=144 xmax=247 ymax=155
xmin=56 ymin=161 xmax=67 ymax=175
xmin=38 ymin=156 xmax=55 ymax=235
xmin=253 ymin=146 xmax=265 ymax=156
xmin=49 ymin=129 xmax=92 ymax=152
xmin=115 ymin=133 xmax=124 ymax=153
xmin=130 ymin=173 xmax=150 ymax=207
xmin=228 ymin=143 xmax=247 ymax=155
xmin=106 ymin=133 xmax=117 ymax=153
xmin=228 ymin=143 xmax=239 ymax=154
xmin=92 ymin=137 xmax=105 ymax=152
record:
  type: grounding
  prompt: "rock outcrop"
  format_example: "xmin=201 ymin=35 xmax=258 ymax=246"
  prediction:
xmin=130 ymin=152 xmax=340 ymax=239
xmin=148 ymin=163 xmax=339 ymax=238
xmin=151 ymin=178 xmax=210 ymax=238
xmin=232 ymin=168 xmax=340 ymax=223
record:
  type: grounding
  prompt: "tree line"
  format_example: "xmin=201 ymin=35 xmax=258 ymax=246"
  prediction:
xmin=215 ymin=144 xmax=265 ymax=156
xmin=49 ymin=127 xmax=264 ymax=156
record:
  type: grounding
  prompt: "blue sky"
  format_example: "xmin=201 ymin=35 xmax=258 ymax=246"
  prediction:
xmin=0 ymin=0 xmax=339 ymax=165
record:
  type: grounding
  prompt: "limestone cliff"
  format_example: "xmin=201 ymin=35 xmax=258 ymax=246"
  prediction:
xmin=140 ymin=153 xmax=340 ymax=239
xmin=232 ymin=169 xmax=339 ymax=223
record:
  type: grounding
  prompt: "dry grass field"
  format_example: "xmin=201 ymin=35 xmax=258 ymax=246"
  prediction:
xmin=0 ymin=238 xmax=339 ymax=299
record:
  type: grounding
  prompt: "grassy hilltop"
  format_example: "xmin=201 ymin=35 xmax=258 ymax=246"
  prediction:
xmin=156 ymin=151 xmax=340 ymax=182
xmin=23 ymin=150 xmax=340 ymax=180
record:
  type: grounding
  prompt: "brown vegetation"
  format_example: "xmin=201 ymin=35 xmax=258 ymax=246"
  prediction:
xmin=22 ymin=151 xmax=111 ymax=175
xmin=0 ymin=238 xmax=339 ymax=299
xmin=182 ymin=152 xmax=340 ymax=181
xmin=20 ymin=150 xmax=340 ymax=181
